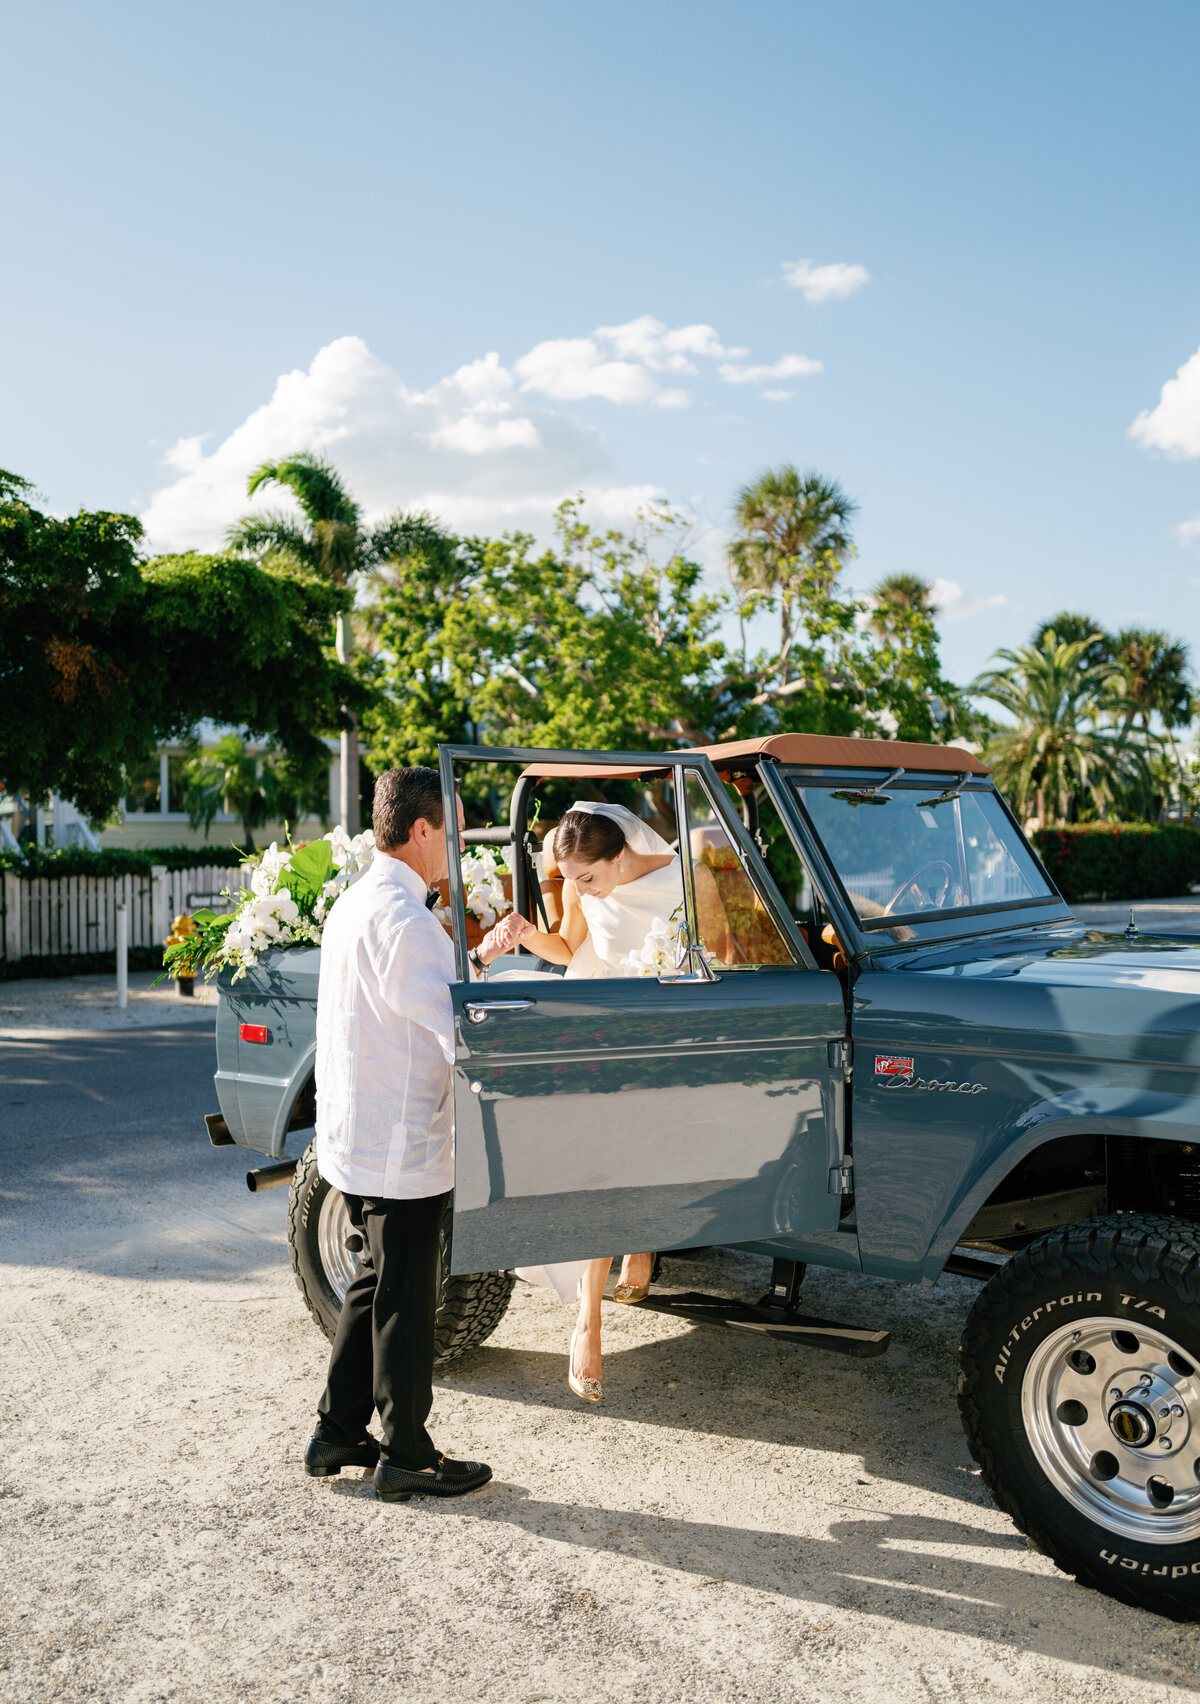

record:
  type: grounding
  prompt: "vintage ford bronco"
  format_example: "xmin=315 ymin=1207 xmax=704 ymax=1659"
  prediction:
xmin=207 ymin=734 xmax=1200 ymax=1618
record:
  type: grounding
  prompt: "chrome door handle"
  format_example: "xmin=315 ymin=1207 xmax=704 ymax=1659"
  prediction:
xmin=464 ymin=1000 xmax=536 ymax=1024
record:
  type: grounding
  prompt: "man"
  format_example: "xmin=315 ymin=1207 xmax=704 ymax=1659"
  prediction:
xmin=303 ymin=765 xmax=532 ymax=1502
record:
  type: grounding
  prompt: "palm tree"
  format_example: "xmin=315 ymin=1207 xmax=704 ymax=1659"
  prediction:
xmin=973 ymin=630 xmax=1149 ymax=825
xmin=1111 ymin=627 xmax=1194 ymax=817
xmin=1111 ymin=628 xmax=1192 ymax=735
xmin=1032 ymin=612 xmax=1113 ymax=673
xmin=728 ymin=467 xmax=857 ymax=681
xmin=180 ymin=734 xmax=326 ymax=852
xmin=870 ymin=572 xmax=936 ymax=638
xmin=227 ymin=454 xmax=412 ymax=834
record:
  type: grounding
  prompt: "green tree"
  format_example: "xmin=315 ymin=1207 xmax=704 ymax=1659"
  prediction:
xmin=1111 ymin=627 xmax=1192 ymax=735
xmin=858 ymin=573 xmax=972 ymax=743
xmin=973 ymin=630 xmax=1148 ymax=824
xmin=228 ymin=453 xmax=404 ymax=833
xmin=869 ymin=572 xmax=936 ymax=637
xmin=1110 ymin=627 xmax=1194 ymax=819
xmin=182 ymin=733 xmax=331 ymax=852
xmin=728 ymin=466 xmax=858 ymax=687
xmin=1032 ymin=611 xmax=1114 ymax=672
xmin=726 ymin=486 xmax=968 ymax=745
xmin=1 ymin=469 xmax=154 ymax=819
xmin=363 ymin=501 xmax=735 ymax=817
xmin=0 ymin=468 xmax=360 ymax=822
xmin=357 ymin=511 xmax=479 ymax=763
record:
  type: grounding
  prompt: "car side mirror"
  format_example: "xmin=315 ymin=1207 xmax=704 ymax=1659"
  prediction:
xmin=658 ymin=928 xmax=720 ymax=985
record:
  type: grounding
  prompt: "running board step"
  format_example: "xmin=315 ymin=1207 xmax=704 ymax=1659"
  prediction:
xmin=626 ymin=1290 xmax=890 ymax=1358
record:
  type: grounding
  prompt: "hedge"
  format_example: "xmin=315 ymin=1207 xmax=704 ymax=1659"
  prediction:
xmin=0 ymin=844 xmax=248 ymax=879
xmin=1031 ymin=823 xmax=1200 ymax=902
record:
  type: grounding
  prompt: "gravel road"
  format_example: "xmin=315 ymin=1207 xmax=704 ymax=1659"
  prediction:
xmin=3 ymin=1019 xmax=1200 ymax=1703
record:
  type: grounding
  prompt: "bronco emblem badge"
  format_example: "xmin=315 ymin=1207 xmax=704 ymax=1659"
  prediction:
xmin=875 ymin=1056 xmax=985 ymax=1093
xmin=886 ymin=1074 xmax=986 ymax=1095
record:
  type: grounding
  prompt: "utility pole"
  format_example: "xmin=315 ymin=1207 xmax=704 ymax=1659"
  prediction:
xmin=336 ymin=607 xmax=359 ymax=835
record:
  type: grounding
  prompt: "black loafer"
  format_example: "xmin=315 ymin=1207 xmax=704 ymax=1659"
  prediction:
xmin=304 ymin=1433 xmax=381 ymax=1477
xmin=374 ymin=1454 xmax=492 ymax=1502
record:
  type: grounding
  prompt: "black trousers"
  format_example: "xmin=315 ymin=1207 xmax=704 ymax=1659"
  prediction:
xmin=316 ymin=1190 xmax=450 ymax=1470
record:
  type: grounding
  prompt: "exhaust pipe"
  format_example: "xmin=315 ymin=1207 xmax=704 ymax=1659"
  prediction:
xmin=246 ymin=1159 xmax=297 ymax=1193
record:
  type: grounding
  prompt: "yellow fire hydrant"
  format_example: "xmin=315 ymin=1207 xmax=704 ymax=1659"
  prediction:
xmin=164 ymin=912 xmax=197 ymax=996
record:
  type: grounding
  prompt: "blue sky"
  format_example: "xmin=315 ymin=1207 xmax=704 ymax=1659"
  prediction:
xmin=5 ymin=0 xmax=1200 ymax=685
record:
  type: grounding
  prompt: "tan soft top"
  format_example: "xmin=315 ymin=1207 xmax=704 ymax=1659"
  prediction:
xmin=520 ymin=733 xmax=988 ymax=781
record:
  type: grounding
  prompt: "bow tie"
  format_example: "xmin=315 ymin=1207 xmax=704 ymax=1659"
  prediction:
xmin=425 ymin=889 xmax=440 ymax=911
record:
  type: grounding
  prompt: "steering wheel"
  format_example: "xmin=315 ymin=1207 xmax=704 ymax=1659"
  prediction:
xmin=884 ymin=859 xmax=956 ymax=916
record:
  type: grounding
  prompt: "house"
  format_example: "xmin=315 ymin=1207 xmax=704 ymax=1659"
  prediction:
xmin=6 ymin=726 xmax=341 ymax=854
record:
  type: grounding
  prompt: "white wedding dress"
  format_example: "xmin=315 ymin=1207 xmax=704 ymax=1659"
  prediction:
xmin=514 ymin=847 xmax=683 ymax=1302
xmin=563 ymin=857 xmax=683 ymax=981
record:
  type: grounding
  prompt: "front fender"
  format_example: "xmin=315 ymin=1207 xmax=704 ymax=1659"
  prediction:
xmin=925 ymin=1089 xmax=1200 ymax=1282
xmin=851 ymin=965 xmax=1200 ymax=1283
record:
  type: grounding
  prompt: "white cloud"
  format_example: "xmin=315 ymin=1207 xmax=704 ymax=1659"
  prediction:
xmin=428 ymin=414 xmax=541 ymax=454
xmin=1130 ymin=345 xmax=1200 ymax=458
xmin=423 ymin=352 xmax=541 ymax=453
xmin=162 ymin=434 xmax=211 ymax=474
xmin=513 ymin=315 xmax=752 ymax=408
xmin=718 ymin=353 xmax=823 ymax=386
xmin=141 ymin=316 xmax=824 ymax=552
xmin=760 ymin=390 xmax=794 ymax=403
xmin=930 ymin=578 xmax=1007 ymax=622
xmin=1176 ymin=518 xmax=1200 ymax=546
xmin=782 ymin=259 xmax=870 ymax=304
xmin=141 ymin=335 xmax=654 ymax=552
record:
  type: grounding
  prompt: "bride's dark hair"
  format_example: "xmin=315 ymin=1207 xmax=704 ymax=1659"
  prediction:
xmin=554 ymin=809 xmax=626 ymax=865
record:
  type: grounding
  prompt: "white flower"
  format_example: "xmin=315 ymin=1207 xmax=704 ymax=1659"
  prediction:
xmin=273 ymin=888 xmax=300 ymax=925
xmin=349 ymin=829 xmax=376 ymax=870
xmin=619 ymin=914 xmax=683 ymax=977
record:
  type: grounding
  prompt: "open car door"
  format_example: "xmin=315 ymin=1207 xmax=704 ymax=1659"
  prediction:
xmin=440 ymin=745 xmax=849 ymax=1274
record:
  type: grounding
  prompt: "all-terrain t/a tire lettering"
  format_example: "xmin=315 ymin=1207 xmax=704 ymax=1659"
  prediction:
xmin=286 ymin=1139 xmax=516 ymax=1367
xmin=959 ymin=1213 xmax=1200 ymax=1620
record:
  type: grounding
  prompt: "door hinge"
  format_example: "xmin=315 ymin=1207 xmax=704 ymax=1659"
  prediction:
xmin=828 ymin=1164 xmax=854 ymax=1196
xmin=827 ymin=1039 xmax=853 ymax=1078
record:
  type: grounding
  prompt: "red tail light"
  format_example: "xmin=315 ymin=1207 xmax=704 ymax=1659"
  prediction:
xmin=239 ymin=1023 xmax=269 ymax=1044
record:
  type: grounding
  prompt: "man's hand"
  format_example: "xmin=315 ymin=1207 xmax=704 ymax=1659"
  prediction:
xmin=477 ymin=911 xmax=536 ymax=966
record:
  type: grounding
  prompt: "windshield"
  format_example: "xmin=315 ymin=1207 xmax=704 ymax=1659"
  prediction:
xmin=791 ymin=778 xmax=1055 ymax=924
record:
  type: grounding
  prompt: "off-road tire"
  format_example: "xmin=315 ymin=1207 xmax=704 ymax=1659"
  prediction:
xmin=286 ymin=1139 xmax=516 ymax=1367
xmin=959 ymin=1213 xmax=1200 ymax=1620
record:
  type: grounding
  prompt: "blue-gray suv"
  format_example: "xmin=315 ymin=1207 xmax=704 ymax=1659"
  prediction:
xmin=205 ymin=734 xmax=1200 ymax=1619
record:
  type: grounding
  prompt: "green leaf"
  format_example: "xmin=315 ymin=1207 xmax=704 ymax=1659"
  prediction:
xmin=281 ymin=838 xmax=333 ymax=904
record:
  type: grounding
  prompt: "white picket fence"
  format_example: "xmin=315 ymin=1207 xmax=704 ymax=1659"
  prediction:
xmin=0 ymin=864 xmax=251 ymax=963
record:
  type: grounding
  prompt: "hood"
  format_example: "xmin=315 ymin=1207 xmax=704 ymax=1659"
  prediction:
xmin=913 ymin=926 xmax=1200 ymax=996
xmin=882 ymin=924 xmax=1200 ymax=1072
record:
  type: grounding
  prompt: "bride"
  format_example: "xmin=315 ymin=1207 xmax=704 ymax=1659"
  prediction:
xmin=512 ymin=801 xmax=686 ymax=1405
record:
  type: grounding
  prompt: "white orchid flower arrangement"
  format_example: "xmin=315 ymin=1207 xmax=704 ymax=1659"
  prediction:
xmin=160 ymin=827 xmax=376 ymax=984
xmin=431 ymin=845 xmax=513 ymax=930
xmin=619 ymin=911 xmax=689 ymax=978
xmin=161 ymin=829 xmax=514 ymax=983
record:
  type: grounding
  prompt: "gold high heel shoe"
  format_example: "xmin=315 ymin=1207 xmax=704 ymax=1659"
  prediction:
xmin=568 ymin=1327 xmax=602 ymax=1403
xmin=612 ymin=1257 xmax=653 ymax=1304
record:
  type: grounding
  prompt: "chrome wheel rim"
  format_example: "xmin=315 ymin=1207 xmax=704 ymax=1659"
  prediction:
xmin=317 ymin=1188 xmax=359 ymax=1302
xmin=1022 ymin=1316 xmax=1200 ymax=1544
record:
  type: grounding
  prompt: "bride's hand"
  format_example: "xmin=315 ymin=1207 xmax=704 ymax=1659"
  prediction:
xmin=478 ymin=912 xmax=536 ymax=964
